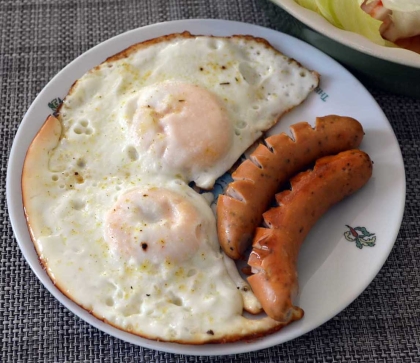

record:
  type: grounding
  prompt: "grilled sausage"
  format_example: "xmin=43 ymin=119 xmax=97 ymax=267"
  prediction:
xmin=217 ymin=115 xmax=364 ymax=259
xmin=247 ymin=149 xmax=373 ymax=322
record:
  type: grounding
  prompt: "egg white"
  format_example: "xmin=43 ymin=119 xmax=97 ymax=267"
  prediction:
xmin=22 ymin=33 xmax=318 ymax=343
xmin=58 ymin=33 xmax=318 ymax=188
xmin=22 ymin=115 xmax=279 ymax=342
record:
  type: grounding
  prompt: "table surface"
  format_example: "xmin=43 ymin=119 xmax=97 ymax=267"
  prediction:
xmin=1 ymin=0 xmax=419 ymax=362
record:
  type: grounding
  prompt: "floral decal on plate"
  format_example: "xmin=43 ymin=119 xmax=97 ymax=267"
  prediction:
xmin=48 ymin=97 xmax=63 ymax=115
xmin=344 ymin=225 xmax=376 ymax=249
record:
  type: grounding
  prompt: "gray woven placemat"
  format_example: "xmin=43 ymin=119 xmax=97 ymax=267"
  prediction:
xmin=1 ymin=0 xmax=419 ymax=362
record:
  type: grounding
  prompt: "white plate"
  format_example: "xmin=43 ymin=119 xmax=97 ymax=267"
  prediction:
xmin=7 ymin=19 xmax=405 ymax=356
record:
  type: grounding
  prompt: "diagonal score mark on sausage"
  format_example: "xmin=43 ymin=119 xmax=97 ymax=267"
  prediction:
xmin=217 ymin=115 xmax=365 ymax=260
xmin=247 ymin=149 xmax=373 ymax=322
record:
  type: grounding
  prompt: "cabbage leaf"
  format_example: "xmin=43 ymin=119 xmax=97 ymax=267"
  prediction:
xmin=294 ymin=0 xmax=392 ymax=46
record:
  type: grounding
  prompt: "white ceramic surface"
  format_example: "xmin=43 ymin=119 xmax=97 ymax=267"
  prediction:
xmin=7 ymin=19 xmax=405 ymax=356
xmin=271 ymin=0 xmax=420 ymax=69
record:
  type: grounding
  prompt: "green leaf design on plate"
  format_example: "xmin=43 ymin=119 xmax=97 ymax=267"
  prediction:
xmin=344 ymin=225 xmax=376 ymax=249
xmin=354 ymin=226 xmax=375 ymax=237
xmin=48 ymin=97 xmax=63 ymax=114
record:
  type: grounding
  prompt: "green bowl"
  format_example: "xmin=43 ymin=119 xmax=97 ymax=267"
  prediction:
xmin=261 ymin=0 xmax=420 ymax=98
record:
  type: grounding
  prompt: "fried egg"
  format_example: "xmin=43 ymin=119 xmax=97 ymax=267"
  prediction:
xmin=22 ymin=33 xmax=318 ymax=343
xmin=55 ymin=32 xmax=318 ymax=189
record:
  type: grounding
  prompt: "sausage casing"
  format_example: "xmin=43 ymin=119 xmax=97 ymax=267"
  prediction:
xmin=217 ymin=115 xmax=365 ymax=259
xmin=247 ymin=149 xmax=373 ymax=322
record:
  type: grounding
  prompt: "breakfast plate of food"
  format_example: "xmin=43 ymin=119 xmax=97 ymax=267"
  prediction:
xmin=7 ymin=19 xmax=405 ymax=355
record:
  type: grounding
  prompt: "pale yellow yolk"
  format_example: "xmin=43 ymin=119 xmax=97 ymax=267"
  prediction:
xmin=129 ymin=81 xmax=233 ymax=183
xmin=104 ymin=187 xmax=204 ymax=264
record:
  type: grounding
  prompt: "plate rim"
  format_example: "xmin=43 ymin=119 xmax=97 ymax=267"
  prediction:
xmin=6 ymin=18 xmax=406 ymax=356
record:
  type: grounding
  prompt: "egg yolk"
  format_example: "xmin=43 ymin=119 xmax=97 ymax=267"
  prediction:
xmin=129 ymin=81 xmax=233 ymax=180
xmin=104 ymin=187 xmax=204 ymax=264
